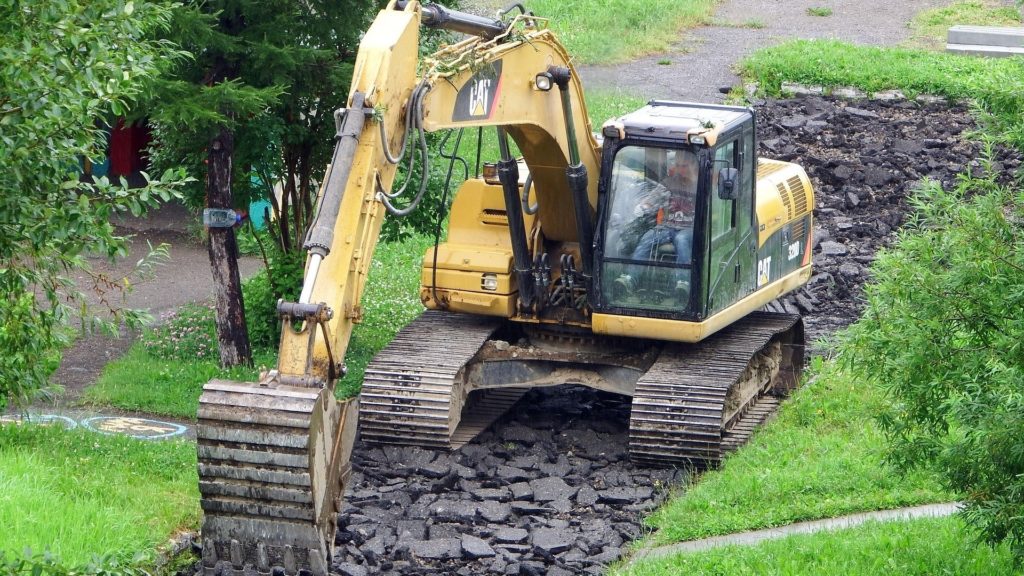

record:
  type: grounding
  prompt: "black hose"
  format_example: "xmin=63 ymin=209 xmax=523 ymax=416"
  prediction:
xmin=378 ymin=87 xmax=415 ymax=165
xmin=381 ymin=85 xmax=433 ymax=216
xmin=380 ymin=82 xmax=428 ymax=200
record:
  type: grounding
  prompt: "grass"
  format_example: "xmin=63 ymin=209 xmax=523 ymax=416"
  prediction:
xmin=83 ymin=347 xmax=269 ymax=419
xmin=806 ymin=6 xmax=833 ymax=17
xmin=0 ymin=424 xmax=197 ymax=566
xmin=643 ymin=359 xmax=949 ymax=546
xmin=618 ymin=516 xmax=1016 ymax=575
xmin=908 ymin=0 xmax=1022 ymax=50
xmin=742 ymin=38 xmax=1019 ymax=97
xmin=527 ymin=0 xmax=715 ymax=64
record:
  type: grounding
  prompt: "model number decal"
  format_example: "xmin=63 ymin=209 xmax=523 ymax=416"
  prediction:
xmin=757 ymin=256 xmax=772 ymax=287
xmin=787 ymin=241 xmax=801 ymax=260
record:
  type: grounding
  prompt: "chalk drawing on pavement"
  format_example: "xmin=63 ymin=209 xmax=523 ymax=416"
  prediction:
xmin=0 ymin=414 xmax=77 ymax=430
xmin=82 ymin=416 xmax=188 ymax=440
xmin=1 ymin=413 xmax=188 ymax=440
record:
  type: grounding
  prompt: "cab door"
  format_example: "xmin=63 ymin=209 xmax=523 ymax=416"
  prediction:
xmin=705 ymin=127 xmax=756 ymax=315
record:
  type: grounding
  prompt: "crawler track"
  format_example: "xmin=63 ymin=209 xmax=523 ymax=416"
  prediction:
xmin=360 ymin=311 xmax=527 ymax=449
xmin=629 ymin=312 xmax=803 ymax=465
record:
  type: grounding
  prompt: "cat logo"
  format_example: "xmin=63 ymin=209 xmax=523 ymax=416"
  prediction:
xmin=453 ymin=60 xmax=503 ymax=121
xmin=757 ymin=256 xmax=772 ymax=287
xmin=468 ymin=77 xmax=492 ymax=117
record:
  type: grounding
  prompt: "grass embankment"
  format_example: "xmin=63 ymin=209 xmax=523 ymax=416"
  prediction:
xmin=619 ymin=516 xmax=1016 ymax=576
xmin=643 ymin=361 xmax=948 ymax=546
xmin=742 ymin=38 xmax=1024 ymax=144
xmin=907 ymin=0 xmax=1021 ymax=50
xmin=0 ymin=425 xmax=197 ymax=566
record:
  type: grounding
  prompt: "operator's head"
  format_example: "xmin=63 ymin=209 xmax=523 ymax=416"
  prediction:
xmin=667 ymin=151 xmax=697 ymax=190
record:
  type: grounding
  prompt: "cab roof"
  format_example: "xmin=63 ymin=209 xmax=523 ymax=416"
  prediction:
xmin=603 ymin=100 xmax=754 ymax=145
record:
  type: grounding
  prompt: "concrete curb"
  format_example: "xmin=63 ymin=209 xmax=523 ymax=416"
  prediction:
xmin=628 ymin=502 xmax=961 ymax=565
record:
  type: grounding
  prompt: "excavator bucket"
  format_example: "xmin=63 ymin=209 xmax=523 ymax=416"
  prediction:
xmin=196 ymin=380 xmax=357 ymax=576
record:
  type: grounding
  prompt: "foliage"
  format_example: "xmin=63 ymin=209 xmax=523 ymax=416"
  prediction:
xmin=0 ymin=424 xmax=197 ymax=567
xmin=618 ymin=516 xmax=1016 ymax=576
xmin=0 ymin=0 xmax=188 ymax=409
xmin=241 ymin=244 xmax=304 ymax=351
xmin=841 ymin=160 xmax=1024 ymax=560
xmin=147 ymin=0 xmax=375 ymax=252
xmin=644 ymin=358 xmax=947 ymax=545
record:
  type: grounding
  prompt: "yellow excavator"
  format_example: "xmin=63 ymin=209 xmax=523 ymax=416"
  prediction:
xmin=195 ymin=2 xmax=814 ymax=574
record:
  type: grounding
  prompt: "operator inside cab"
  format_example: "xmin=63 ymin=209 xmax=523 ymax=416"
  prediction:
xmin=600 ymin=146 xmax=698 ymax=312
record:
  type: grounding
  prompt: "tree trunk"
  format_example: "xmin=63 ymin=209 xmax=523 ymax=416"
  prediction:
xmin=207 ymin=125 xmax=252 ymax=367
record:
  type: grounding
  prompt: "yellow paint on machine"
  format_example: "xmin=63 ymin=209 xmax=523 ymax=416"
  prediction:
xmin=756 ymin=159 xmax=815 ymax=247
xmin=593 ymin=266 xmax=812 ymax=342
xmin=420 ymin=287 xmax=516 ymax=317
xmin=420 ymin=265 xmax=514 ymax=293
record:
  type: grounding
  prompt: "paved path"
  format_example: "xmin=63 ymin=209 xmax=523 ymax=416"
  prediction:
xmin=627 ymin=503 xmax=961 ymax=565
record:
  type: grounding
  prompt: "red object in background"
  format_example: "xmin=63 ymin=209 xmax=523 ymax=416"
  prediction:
xmin=108 ymin=118 xmax=152 ymax=177
xmin=109 ymin=119 xmax=132 ymax=176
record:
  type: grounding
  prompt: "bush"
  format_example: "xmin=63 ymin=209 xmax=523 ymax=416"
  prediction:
xmin=242 ymin=248 xmax=305 ymax=352
xmin=841 ymin=159 xmax=1024 ymax=561
xmin=0 ymin=293 xmax=63 ymax=410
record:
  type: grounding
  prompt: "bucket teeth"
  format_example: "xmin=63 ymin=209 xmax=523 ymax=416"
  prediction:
xmin=197 ymin=381 xmax=358 ymax=576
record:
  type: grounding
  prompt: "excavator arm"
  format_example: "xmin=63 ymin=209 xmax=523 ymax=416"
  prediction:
xmin=195 ymin=3 xmax=602 ymax=575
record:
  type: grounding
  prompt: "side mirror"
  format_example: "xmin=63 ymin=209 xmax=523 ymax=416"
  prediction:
xmin=718 ymin=167 xmax=739 ymax=200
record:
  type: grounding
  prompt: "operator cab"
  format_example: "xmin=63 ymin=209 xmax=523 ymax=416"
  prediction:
xmin=593 ymin=101 xmax=758 ymax=322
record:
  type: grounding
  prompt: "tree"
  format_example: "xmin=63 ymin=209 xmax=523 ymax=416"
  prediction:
xmin=147 ymin=0 xmax=374 ymax=365
xmin=0 ymin=0 xmax=187 ymax=409
xmin=843 ymin=159 xmax=1024 ymax=560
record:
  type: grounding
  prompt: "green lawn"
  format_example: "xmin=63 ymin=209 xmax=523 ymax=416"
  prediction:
xmin=907 ymin=0 xmax=1021 ymax=50
xmin=619 ymin=516 xmax=1015 ymax=575
xmin=0 ymin=424 xmax=197 ymax=566
xmin=516 ymin=0 xmax=715 ymax=65
xmin=83 ymin=346 xmax=268 ymax=419
xmin=643 ymin=361 xmax=949 ymax=546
